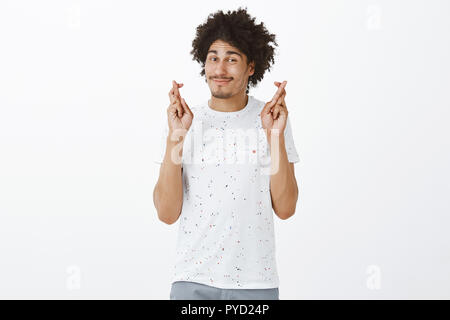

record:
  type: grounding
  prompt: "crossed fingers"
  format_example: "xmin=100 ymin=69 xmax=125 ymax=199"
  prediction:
xmin=271 ymin=81 xmax=287 ymax=105
xmin=273 ymin=81 xmax=287 ymax=117
xmin=169 ymin=80 xmax=184 ymax=116
xmin=262 ymin=80 xmax=287 ymax=120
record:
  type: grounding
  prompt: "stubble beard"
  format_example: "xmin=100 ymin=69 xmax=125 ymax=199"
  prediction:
xmin=211 ymin=89 xmax=233 ymax=99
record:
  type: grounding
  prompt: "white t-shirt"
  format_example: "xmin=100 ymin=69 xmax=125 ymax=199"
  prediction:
xmin=154 ymin=95 xmax=300 ymax=289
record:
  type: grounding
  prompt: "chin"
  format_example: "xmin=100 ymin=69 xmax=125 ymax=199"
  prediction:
xmin=211 ymin=91 xmax=233 ymax=99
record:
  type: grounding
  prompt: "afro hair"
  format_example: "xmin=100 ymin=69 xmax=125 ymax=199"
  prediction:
xmin=190 ymin=7 xmax=278 ymax=94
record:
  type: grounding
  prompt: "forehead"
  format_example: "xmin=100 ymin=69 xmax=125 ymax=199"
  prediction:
xmin=207 ymin=40 xmax=244 ymax=56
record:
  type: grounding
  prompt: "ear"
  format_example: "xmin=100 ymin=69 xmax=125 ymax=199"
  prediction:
xmin=248 ymin=61 xmax=255 ymax=76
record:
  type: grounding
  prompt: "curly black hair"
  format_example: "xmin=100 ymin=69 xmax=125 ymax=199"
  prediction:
xmin=190 ymin=7 xmax=278 ymax=94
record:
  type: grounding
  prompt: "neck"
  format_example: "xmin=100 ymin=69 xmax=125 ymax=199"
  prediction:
xmin=209 ymin=92 xmax=248 ymax=112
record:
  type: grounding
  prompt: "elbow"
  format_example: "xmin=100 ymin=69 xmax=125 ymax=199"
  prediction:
xmin=276 ymin=210 xmax=296 ymax=220
xmin=153 ymin=185 xmax=181 ymax=225
xmin=155 ymin=203 xmax=181 ymax=225
xmin=276 ymin=193 xmax=299 ymax=220
xmin=158 ymin=212 xmax=178 ymax=225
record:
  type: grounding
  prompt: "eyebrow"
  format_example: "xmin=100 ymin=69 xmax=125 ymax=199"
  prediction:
xmin=207 ymin=50 xmax=242 ymax=58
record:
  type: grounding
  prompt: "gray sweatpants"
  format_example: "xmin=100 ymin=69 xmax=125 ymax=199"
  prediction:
xmin=170 ymin=281 xmax=279 ymax=300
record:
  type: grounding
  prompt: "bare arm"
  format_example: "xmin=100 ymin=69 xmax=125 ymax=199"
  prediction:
xmin=261 ymin=80 xmax=299 ymax=220
xmin=153 ymin=134 xmax=185 ymax=225
xmin=268 ymin=133 xmax=299 ymax=220
xmin=153 ymin=80 xmax=193 ymax=225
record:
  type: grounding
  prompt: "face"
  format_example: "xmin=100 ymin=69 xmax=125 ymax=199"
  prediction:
xmin=205 ymin=40 xmax=255 ymax=99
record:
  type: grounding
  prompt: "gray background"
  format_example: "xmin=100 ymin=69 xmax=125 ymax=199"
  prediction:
xmin=0 ymin=0 xmax=449 ymax=299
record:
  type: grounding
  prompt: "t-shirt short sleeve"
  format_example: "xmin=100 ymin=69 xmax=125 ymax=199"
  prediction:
xmin=283 ymin=116 xmax=300 ymax=163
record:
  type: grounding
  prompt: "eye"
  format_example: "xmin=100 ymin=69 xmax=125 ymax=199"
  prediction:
xmin=208 ymin=57 xmax=236 ymax=62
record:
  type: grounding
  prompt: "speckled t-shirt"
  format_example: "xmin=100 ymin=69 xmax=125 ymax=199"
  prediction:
xmin=154 ymin=95 xmax=300 ymax=289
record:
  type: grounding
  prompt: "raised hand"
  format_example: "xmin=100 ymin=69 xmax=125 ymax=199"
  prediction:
xmin=167 ymin=80 xmax=194 ymax=136
xmin=261 ymin=80 xmax=289 ymax=134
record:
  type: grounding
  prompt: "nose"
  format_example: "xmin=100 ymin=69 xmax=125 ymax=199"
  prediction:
xmin=214 ymin=60 xmax=227 ymax=77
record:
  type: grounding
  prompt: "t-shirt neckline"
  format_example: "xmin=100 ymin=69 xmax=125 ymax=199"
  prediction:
xmin=206 ymin=95 xmax=254 ymax=116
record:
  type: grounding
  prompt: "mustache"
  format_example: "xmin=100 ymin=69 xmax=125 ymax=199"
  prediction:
xmin=211 ymin=77 xmax=232 ymax=80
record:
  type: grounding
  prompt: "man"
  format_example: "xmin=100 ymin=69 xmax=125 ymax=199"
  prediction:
xmin=153 ymin=7 xmax=300 ymax=300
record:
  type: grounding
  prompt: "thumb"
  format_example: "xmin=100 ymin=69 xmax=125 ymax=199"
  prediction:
xmin=261 ymin=101 xmax=273 ymax=116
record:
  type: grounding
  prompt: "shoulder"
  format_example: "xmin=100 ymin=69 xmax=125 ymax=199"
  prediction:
xmin=250 ymin=96 xmax=267 ymax=115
